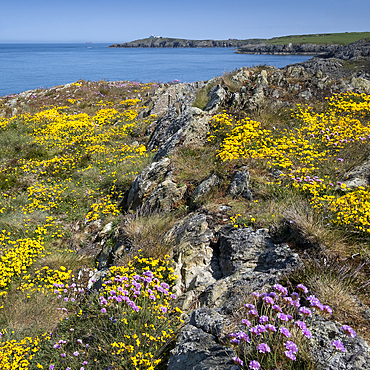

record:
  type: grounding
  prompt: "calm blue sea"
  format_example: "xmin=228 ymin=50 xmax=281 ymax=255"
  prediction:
xmin=0 ymin=43 xmax=311 ymax=97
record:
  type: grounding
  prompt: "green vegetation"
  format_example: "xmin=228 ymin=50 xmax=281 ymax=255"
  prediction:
xmin=266 ymin=32 xmax=370 ymax=45
xmin=0 ymin=68 xmax=370 ymax=369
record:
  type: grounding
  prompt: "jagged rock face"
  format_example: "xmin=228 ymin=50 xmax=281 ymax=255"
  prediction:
xmin=167 ymin=324 xmax=236 ymax=370
xmin=164 ymin=213 xmax=303 ymax=312
xmin=168 ymin=309 xmax=235 ymax=370
xmin=143 ymin=178 xmax=187 ymax=212
xmin=325 ymin=38 xmax=370 ymax=60
xmin=164 ymin=213 xmax=218 ymax=298
xmin=149 ymin=82 xmax=202 ymax=117
xmin=237 ymin=43 xmax=341 ymax=56
xmin=124 ymin=157 xmax=188 ymax=213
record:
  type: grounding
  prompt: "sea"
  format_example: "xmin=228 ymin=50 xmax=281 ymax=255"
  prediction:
xmin=0 ymin=43 xmax=311 ymax=97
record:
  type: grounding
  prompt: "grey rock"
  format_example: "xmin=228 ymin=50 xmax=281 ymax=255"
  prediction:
xmin=166 ymin=215 xmax=303 ymax=313
xmin=272 ymin=89 xmax=280 ymax=98
xmin=218 ymin=226 xmax=303 ymax=276
xmin=147 ymin=107 xmax=179 ymax=150
xmin=150 ymin=82 xmax=200 ymax=116
xmin=227 ymin=167 xmax=252 ymax=200
xmin=342 ymin=157 xmax=370 ymax=189
xmin=231 ymin=68 xmax=251 ymax=84
xmin=350 ymin=77 xmax=370 ymax=93
xmin=255 ymin=70 xmax=269 ymax=92
xmin=126 ymin=158 xmax=171 ymax=210
xmin=144 ymin=178 xmax=187 ymax=212
xmin=87 ymin=268 xmax=109 ymax=291
xmin=298 ymin=90 xmax=312 ymax=100
xmin=168 ymin=324 xmax=236 ymax=370
xmin=153 ymin=107 xmax=211 ymax=161
xmin=245 ymin=91 xmax=265 ymax=111
xmin=309 ymin=315 xmax=370 ymax=369
xmin=205 ymin=85 xmax=226 ymax=111
xmin=191 ymin=173 xmax=219 ymax=203
xmin=164 ymin=213 xmax=219 ymax=298
xmin=189 ymin=307 xmax=229 ymax=337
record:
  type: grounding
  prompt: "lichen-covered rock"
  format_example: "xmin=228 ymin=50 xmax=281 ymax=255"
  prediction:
xmin=167 ymin=324 xmax=236 ymax=370
xmin=144 ymin=178 xmax=187 ymax=212
xmin=342 ymin=157 xmax=370 ymax=189
xmin=152 ymin=107 xmax=211 ymax=160
xmin=165 ymin=215 xmax=303 ymax=313
xmin=309 ymin=315 xmax=370 ymax=369
xmin=227 ymin=167 xmax=252 ymax=200
xmin=164 ymin=213 xmax=219 ymax=299
xmin=126 ymin=158 xmax=171 ymax=210
xmin=191 ymin=173 xmax=219 ymax=203
xmin=149 ymin=82 xmax=202 ymax=117
xmin=189 ymin=307 xmax=230 ymax=337
xmin=205 ymin=85 xmax=226 ymax=111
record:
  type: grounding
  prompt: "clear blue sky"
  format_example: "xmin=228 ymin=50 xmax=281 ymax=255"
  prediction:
xmin=1 ymin=0 xmax=369 ymax=43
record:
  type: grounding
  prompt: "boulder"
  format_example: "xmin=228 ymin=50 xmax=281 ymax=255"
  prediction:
xmin=126 ymin=158 xmax=171 ymax=210
xmin=227 ymin=167 xmax=252 ymax=200
xmin=342 ymin=157 xmax=370 ymax=189
xmin=152 ymin=107 xmax=211 ymax=161
xmin=144 ymin=178 xmax=187 ymax=212
xmin=205 ymin=85 xmax=227 ymax=111
xmin=191 ymin=173 xmax=220 ymax=203
xmin=309 ymin=315 xmax=370 ymax=369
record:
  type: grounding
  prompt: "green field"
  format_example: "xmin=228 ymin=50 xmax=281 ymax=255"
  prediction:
xmin=265 ymin=32 xmax=370 ymax=45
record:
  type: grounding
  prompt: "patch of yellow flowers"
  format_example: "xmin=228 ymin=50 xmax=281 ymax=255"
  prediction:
xmin=213 ymin=92 xmax=370 ymax=233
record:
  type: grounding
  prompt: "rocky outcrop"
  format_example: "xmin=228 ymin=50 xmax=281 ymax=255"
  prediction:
xmin=204 ymin=85 xmax=227 ymax=111
xmin=237 ymin=42 xmax=341 ymax=56
xmin=148 ymin=82 xmax=203 ymax=117
xmin=168 ymin=308 xmax=236 ymax=370
xmin=324 ymin=38 xmax=370 ymax=60
xmin=109 ymin=38 xmax=257 ymax=49
xmin=122 ymin=157 xmax=187 ymax=213
xmin=150 ymin=107 xmax=212 ymax=161
xmin=190 ymin=173 xmax=219 ymax=204
xmin=144 ymin=178 xmax=187 ymax=212
xmin=237 ymin=38 xmax=370 ymax=60
xmin=168 ymin=322 xmax=236 ymax=370
xmin=164 ymin=213 xmax=303 ymax=311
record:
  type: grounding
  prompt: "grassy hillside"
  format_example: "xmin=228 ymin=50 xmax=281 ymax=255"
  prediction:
xmin=119 ymin=32 xmax=370 ymax=47
xmin=266 ymin=32 xmax=370 ymax=45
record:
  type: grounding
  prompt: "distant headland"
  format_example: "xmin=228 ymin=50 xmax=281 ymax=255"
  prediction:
xmin=109 ymin=32 xmax=370 ymax=56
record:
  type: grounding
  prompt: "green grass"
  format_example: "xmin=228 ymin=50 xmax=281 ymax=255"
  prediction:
xmin=266 ymin=32 xmax=370 ymax=45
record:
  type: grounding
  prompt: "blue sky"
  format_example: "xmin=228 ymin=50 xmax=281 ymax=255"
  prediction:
xmin=1 ymin=0 xmax=369 ymax=43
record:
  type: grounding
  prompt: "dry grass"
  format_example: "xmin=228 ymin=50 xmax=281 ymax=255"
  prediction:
xmin=283 ymin=255 xmax=370 ymax=342
xmin=118 ymin=210 xmax=177 ymax=263
xmin=0 ymin=289 xmax=61 ymax=339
